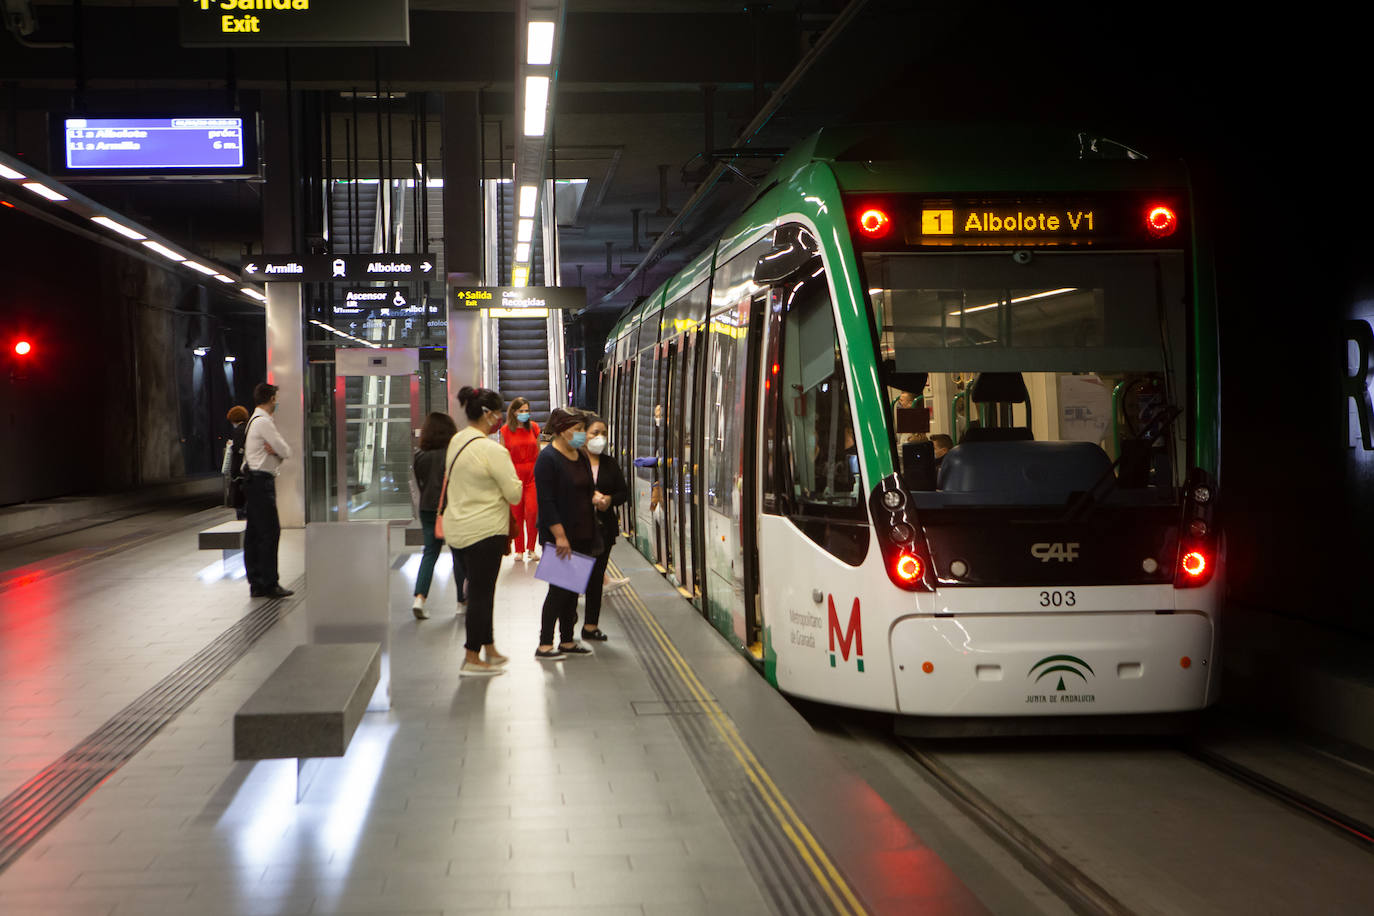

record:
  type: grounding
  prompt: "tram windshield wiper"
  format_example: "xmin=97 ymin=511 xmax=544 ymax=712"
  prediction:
xmin=1062 ymin=404 xmax=1182 ymax=523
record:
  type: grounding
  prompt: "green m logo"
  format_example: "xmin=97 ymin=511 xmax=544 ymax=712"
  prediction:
xmin=1028 ymin=654 xmax=1095 ymax=691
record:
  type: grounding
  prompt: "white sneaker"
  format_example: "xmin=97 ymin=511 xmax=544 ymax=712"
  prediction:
xmin=604 ymin=576 xmax=630 ymax=591
xmin=459 ymin=660 xmax=506 ymax=677
xmin=412 ymin=599 xmax=428 ymax=620
xmin=525 ymin=549 xmax=536 ymax=561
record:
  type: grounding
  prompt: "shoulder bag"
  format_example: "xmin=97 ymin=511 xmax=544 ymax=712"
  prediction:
xmin=434 ymin=435 xmax=480 ymax=540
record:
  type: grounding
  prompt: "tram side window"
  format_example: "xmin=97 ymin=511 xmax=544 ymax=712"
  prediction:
xmin=773 ymin=270 xmax=868 ymax=565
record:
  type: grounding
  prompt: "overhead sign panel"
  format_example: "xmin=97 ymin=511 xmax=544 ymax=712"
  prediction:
xmin=181 ymin=0 xmax=409 ymax=47
xmin=62 ymin=117 xmax=244 ymax=171
xmin=241 ymin=253 xmax=436 ymax=282
xmin=452 ymin=287 xmax=587 ymax=311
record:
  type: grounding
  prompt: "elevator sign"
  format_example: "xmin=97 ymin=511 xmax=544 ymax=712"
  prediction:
xmin=241 ymin=253 xmax=436 ymax=282
xmin=180 ymin=0 xmax=409 ymax=47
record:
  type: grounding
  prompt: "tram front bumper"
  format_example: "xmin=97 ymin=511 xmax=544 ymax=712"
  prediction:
xmin=889 ymin=610 xmax=1216 ymax=716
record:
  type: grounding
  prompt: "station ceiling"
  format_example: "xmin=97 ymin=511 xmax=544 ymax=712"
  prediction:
xmin=1 ymin=1 xmax=1252 ymax=318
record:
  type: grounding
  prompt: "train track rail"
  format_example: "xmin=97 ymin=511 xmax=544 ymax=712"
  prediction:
xmin=1182 ymin=743 xmax=1374 ymax=849
xmin=897 ymin=735 xmax=1374 ymax=916
xmin=897 ymin=739 xmax=1137 ymax=916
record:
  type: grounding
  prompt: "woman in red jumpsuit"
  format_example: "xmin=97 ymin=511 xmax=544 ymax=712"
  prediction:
xmin=501 ymin=397 xmax=542 ymax=560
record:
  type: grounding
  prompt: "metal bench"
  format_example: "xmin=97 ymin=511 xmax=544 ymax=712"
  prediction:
xmin=198 ymin=519 xmax=247 ymax=566
xmin=233 ymin=642 xmax=381 ymax=801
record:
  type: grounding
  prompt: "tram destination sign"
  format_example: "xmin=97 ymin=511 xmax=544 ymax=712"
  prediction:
xmin=180 ymin=0 xmax=409 ymax=47
xmin=452 ymin=287 xmax=587 ymax=311
xmin=242 ymin=253 xmax=436 ymax=283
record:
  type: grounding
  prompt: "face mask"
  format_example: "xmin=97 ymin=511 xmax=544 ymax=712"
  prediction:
xmin=569 ymin=431 xmax=588 ymax=449
xmin=517 ymin=412 xmax=530 ymax=424
xmin=847 ymin=454 xmax=860 ymax=475
xmin=588 ymin=436 xmax=607 ymax=455
xmin=654 ymin=417 xmax=661 ymax=427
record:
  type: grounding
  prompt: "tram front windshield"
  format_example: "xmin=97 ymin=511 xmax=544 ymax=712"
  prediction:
xmin=864 ymin=250 xmax=1188 ymax=510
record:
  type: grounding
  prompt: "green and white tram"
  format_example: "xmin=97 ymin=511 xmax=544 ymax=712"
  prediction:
xmin=599 ymin=124 xmax=1220 ymax=718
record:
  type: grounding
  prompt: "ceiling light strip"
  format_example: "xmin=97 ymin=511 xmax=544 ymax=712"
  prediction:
xmin=0 ymin=149 xmax=263 ymax=303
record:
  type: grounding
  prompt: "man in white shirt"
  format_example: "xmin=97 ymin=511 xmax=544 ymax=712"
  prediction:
xmin=242 ymin=382 xmax=294 ymax=599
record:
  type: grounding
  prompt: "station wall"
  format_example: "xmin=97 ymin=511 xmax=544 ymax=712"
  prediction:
xmin=0 ymin=210 xmax=263 ymax=507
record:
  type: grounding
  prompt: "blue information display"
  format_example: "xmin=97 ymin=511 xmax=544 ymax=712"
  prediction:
xmin=62 ymin=117 xmax=246 ymax=171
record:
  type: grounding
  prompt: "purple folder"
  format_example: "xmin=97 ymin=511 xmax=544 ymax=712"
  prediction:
xmin=534 ymin=547 xmax=597 ymax=594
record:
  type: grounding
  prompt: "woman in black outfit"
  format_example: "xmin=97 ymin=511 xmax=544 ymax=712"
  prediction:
xmin=533 ymin=407 xmax=602 ymax=660
xmin=411 ymin=411 xmax=460 ymax=619
xmin=580 ymin=415 xmax=626 ymax=641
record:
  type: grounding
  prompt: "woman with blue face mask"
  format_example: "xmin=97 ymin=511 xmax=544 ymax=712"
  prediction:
xmin=532 ymin=406 xmax=602 ymax=660
xmin=500 ymin=397 xmax=542 ymax=560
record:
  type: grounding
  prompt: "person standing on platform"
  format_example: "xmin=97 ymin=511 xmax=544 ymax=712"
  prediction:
xmin=500 ymin=396 xmax=542 ymax=561
xmin=533 ymin=407 xmax=602 ymax=660
xmin=243 ymin=383 xmax=294 ymax=599
xmin=441 ymin=386 xmax=522 ymax=676
xmin=222 ymin=405 xmax=250 ymax=520
xmin=580 ymin=415 xmax=627 ymax=641
xmin=411 ymin=411 xmax=461 ymax=620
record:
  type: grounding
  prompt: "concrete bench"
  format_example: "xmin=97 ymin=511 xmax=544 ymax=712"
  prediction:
xmin=233 ymin=642 xmax=381 ymax=801
xmin=199 ymin=520 xmax=246 ymax=565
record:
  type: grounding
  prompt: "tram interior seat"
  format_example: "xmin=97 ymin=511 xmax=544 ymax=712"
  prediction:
xmin=933 ymin=440 xmax=1113 ymax=505
xmin=966 ymin=371 xmax=1032 ymax=442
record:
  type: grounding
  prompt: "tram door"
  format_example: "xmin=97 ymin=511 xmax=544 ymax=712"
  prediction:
xmin=658 ymin=339 xmax=678 ymax=579
xmin=675 ymin=327 xmax=702 ymax=604
xmin=619 ymin=357 xmax=637 ymax=540
xmin=332 ymin=348 xmax=421 ymax=522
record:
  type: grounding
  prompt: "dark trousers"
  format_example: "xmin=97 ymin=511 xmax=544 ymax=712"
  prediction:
xmin=540 ymin=583 xmax=581 ymax=646
xmin=415 ymin=510 xmax=465 ymax=599
xmin=243 ymin=471 xmax=280 ymax=591
xmin=455 ymin=535 xmax=504 ymax=653
xmin=583 ymin=541 xmax=614 ymax=628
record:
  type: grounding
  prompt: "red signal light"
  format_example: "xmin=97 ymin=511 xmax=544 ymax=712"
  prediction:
xmin=1180 ymin=550 xmax=1207 ymax=578
xmin=1146 ymin=204 xmax=1178 ymax=238
xmin=857 ymin=208 xmax=892 ymax=239
xmin=895 ymin=553 xmax=923 ymax=582
xmin=14 ymin=340 xmax=31 ymax=357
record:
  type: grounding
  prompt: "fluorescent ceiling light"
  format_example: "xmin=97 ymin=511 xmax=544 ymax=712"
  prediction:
xmin=22 ymin=181 xmax=67 ymax=202
xmin=90 ymin=216 xmax=147 ymax=240
xmin=523 ymin=76 xmax=549 ymax=137
xmin=518 ymin=185 xmax=537 ymax=218
xmin=517 ymin=218 xmax=533 ymax=242
xmin=514 ymin=242 xmax=531 ymax=262
xmin=527 ymin=21 xmax=555 ymax=65
xmin=185 ymin=261 xmax=219 ymax=276
xmin=241 ymin=287 xmax=267 ymax=301
xmin=224 ymin=355 xmax=237 ymax=363
xmin=193 ymin=347 xmax=209 ymax=357
xmin=950 ymin=287 xmax=1078 ymax=316
xmin=0 ymin=163 xmax=26 ymax=180
xmin=142 ymin=240 xmax=186 ymax=261
xmin=213 ymin=274 xmax=235 ymax=283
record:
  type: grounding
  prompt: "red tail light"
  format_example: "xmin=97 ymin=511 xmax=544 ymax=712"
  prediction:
xmin=895 ymin=553 xmax=923 ymax=582
xmin=1146 ymin=204 xmax=1177 ymax=238
xmin=857 ymin=208 xmax=892 ymax=239
xmin=1180 ymin=550 xmax=1207 ymax=577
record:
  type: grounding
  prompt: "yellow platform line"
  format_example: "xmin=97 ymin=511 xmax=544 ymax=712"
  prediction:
xmin=615 ymin=582 xmax=867 ymax=916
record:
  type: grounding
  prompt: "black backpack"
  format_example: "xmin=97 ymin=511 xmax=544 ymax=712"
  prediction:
xmin=225 ymin=420 xmax=252 ymax=509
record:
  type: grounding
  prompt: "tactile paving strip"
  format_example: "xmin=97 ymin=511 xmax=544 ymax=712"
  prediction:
xmin=0 ymin=577 xmax=304 ymax=873
xmin=606 ymin=561 xmax=867 ymax=916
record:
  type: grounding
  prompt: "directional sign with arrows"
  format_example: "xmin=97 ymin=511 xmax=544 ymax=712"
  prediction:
xmin=242 ymin=253 xmax=436 ymax=283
